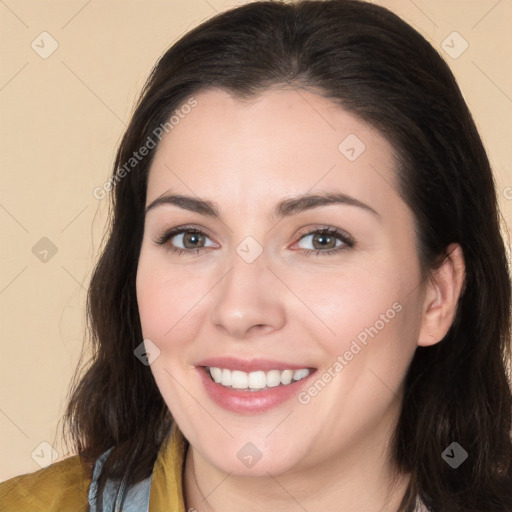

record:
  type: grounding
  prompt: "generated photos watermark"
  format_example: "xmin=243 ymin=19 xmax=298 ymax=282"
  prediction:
xmin=93 ymin=97 xmax=198 ymax=200
xmin=298 ymin=301 xmax=403 ymax=405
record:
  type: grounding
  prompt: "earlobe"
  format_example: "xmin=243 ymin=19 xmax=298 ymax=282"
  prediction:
xmin=417 ymin=243 xmax=466 ymax=347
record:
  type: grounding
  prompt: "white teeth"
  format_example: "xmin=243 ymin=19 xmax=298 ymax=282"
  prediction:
xmin=221 ymin=368 xmax=232 ymax=387
xmin=293 ymin=369 xmax=310 ymax=381
xmin=208 ymin=367 xmax=311 ymax=390
xmin=210 ymin=367 xmax=222 ymax=383
xmin=281 ymin=369 xmax=293 ymax=385
xmin=248 ymin=371 xmax=266 ymax=389
xmin=266 ymin=370 xmax=281 ymax=388
xmin=231 ymin=370 xmax=248 ymax=389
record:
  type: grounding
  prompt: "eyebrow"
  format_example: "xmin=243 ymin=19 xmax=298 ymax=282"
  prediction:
xmin=145 ymin=191 xmax=380 ymax=219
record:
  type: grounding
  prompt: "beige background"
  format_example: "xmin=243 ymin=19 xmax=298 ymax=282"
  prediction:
xmin=1 ymin=0 xmax=511 ymax=480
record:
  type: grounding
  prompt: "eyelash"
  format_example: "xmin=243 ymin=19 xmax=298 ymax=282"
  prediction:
xmin=154 ymin=225 xmax=355 ymax=257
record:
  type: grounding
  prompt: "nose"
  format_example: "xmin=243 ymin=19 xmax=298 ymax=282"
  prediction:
xmin=209 ymin=248 xmax=286 ymax=340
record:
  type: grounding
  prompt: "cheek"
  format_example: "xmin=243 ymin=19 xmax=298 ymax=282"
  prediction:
xmin=136 ymin=252 xmax=211 ymax=344
xmin=301 ymin=256 xmax=420 ymax=365
xmin=136 ymin=262 xmax=168 ymax=339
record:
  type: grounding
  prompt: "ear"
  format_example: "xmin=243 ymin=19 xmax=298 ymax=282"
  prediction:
xmin=418 ymin=243 xmax=466 ymax=347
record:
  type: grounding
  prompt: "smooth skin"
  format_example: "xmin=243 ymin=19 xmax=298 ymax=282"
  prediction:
xmin=136 ymin=87 xmax=465 ymax=512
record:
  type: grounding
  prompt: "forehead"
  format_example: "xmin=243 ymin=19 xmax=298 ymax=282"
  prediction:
xmin=146 ymin=87 xmax=401 ymax=217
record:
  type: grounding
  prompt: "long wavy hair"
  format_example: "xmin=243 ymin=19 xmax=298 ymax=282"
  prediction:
xmin=62 ymin=1 xmax=512 ymax=510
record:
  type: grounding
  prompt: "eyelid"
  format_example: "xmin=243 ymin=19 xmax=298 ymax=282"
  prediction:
xmin=293 ymin=225 xmax=355 ymax=246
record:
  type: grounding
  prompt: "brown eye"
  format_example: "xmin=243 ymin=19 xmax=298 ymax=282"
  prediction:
xmin=295 ymin=227 xmax=355 ymax=256
xmin=311 ymin=232 xmax=338 ymax=250
xmin=155 ymin=226 xmax=216 ymax=256
xmin=180 ymin=231 xmax=206 ymax=249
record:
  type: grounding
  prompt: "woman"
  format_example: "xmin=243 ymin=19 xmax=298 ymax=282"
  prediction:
xmin=1 ymin=0 xmax=511 ymax=510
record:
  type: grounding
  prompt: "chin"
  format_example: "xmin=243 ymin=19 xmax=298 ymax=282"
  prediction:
xmin=206 ymin=448 xmax=300 ymax=478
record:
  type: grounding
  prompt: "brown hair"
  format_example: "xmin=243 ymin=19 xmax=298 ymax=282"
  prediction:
xmin=63 ymin=1 xmax=512 ymax=510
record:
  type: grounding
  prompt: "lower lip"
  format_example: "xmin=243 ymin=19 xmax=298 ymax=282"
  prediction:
xmin=198 ymin=368 xmax=315 ymax=414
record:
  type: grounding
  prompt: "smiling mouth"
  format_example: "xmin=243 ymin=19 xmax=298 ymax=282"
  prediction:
xmin=205 ymin=366 xmax=314 ymax=391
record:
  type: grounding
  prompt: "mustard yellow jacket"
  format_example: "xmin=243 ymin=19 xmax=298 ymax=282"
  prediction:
xmin=0 ymin=423 xmax=186 ymax=512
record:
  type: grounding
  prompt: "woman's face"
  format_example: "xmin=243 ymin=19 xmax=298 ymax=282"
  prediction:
xmin=136 ymin=87 xmax=425 ymax=476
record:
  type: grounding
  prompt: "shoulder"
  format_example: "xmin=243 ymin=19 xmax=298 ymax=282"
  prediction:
xmin=0 ymin=455 xmax=91 ymax=512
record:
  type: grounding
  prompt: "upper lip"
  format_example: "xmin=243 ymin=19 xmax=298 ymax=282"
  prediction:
xmin=196 ymin=357 xmax=315 ymax=373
